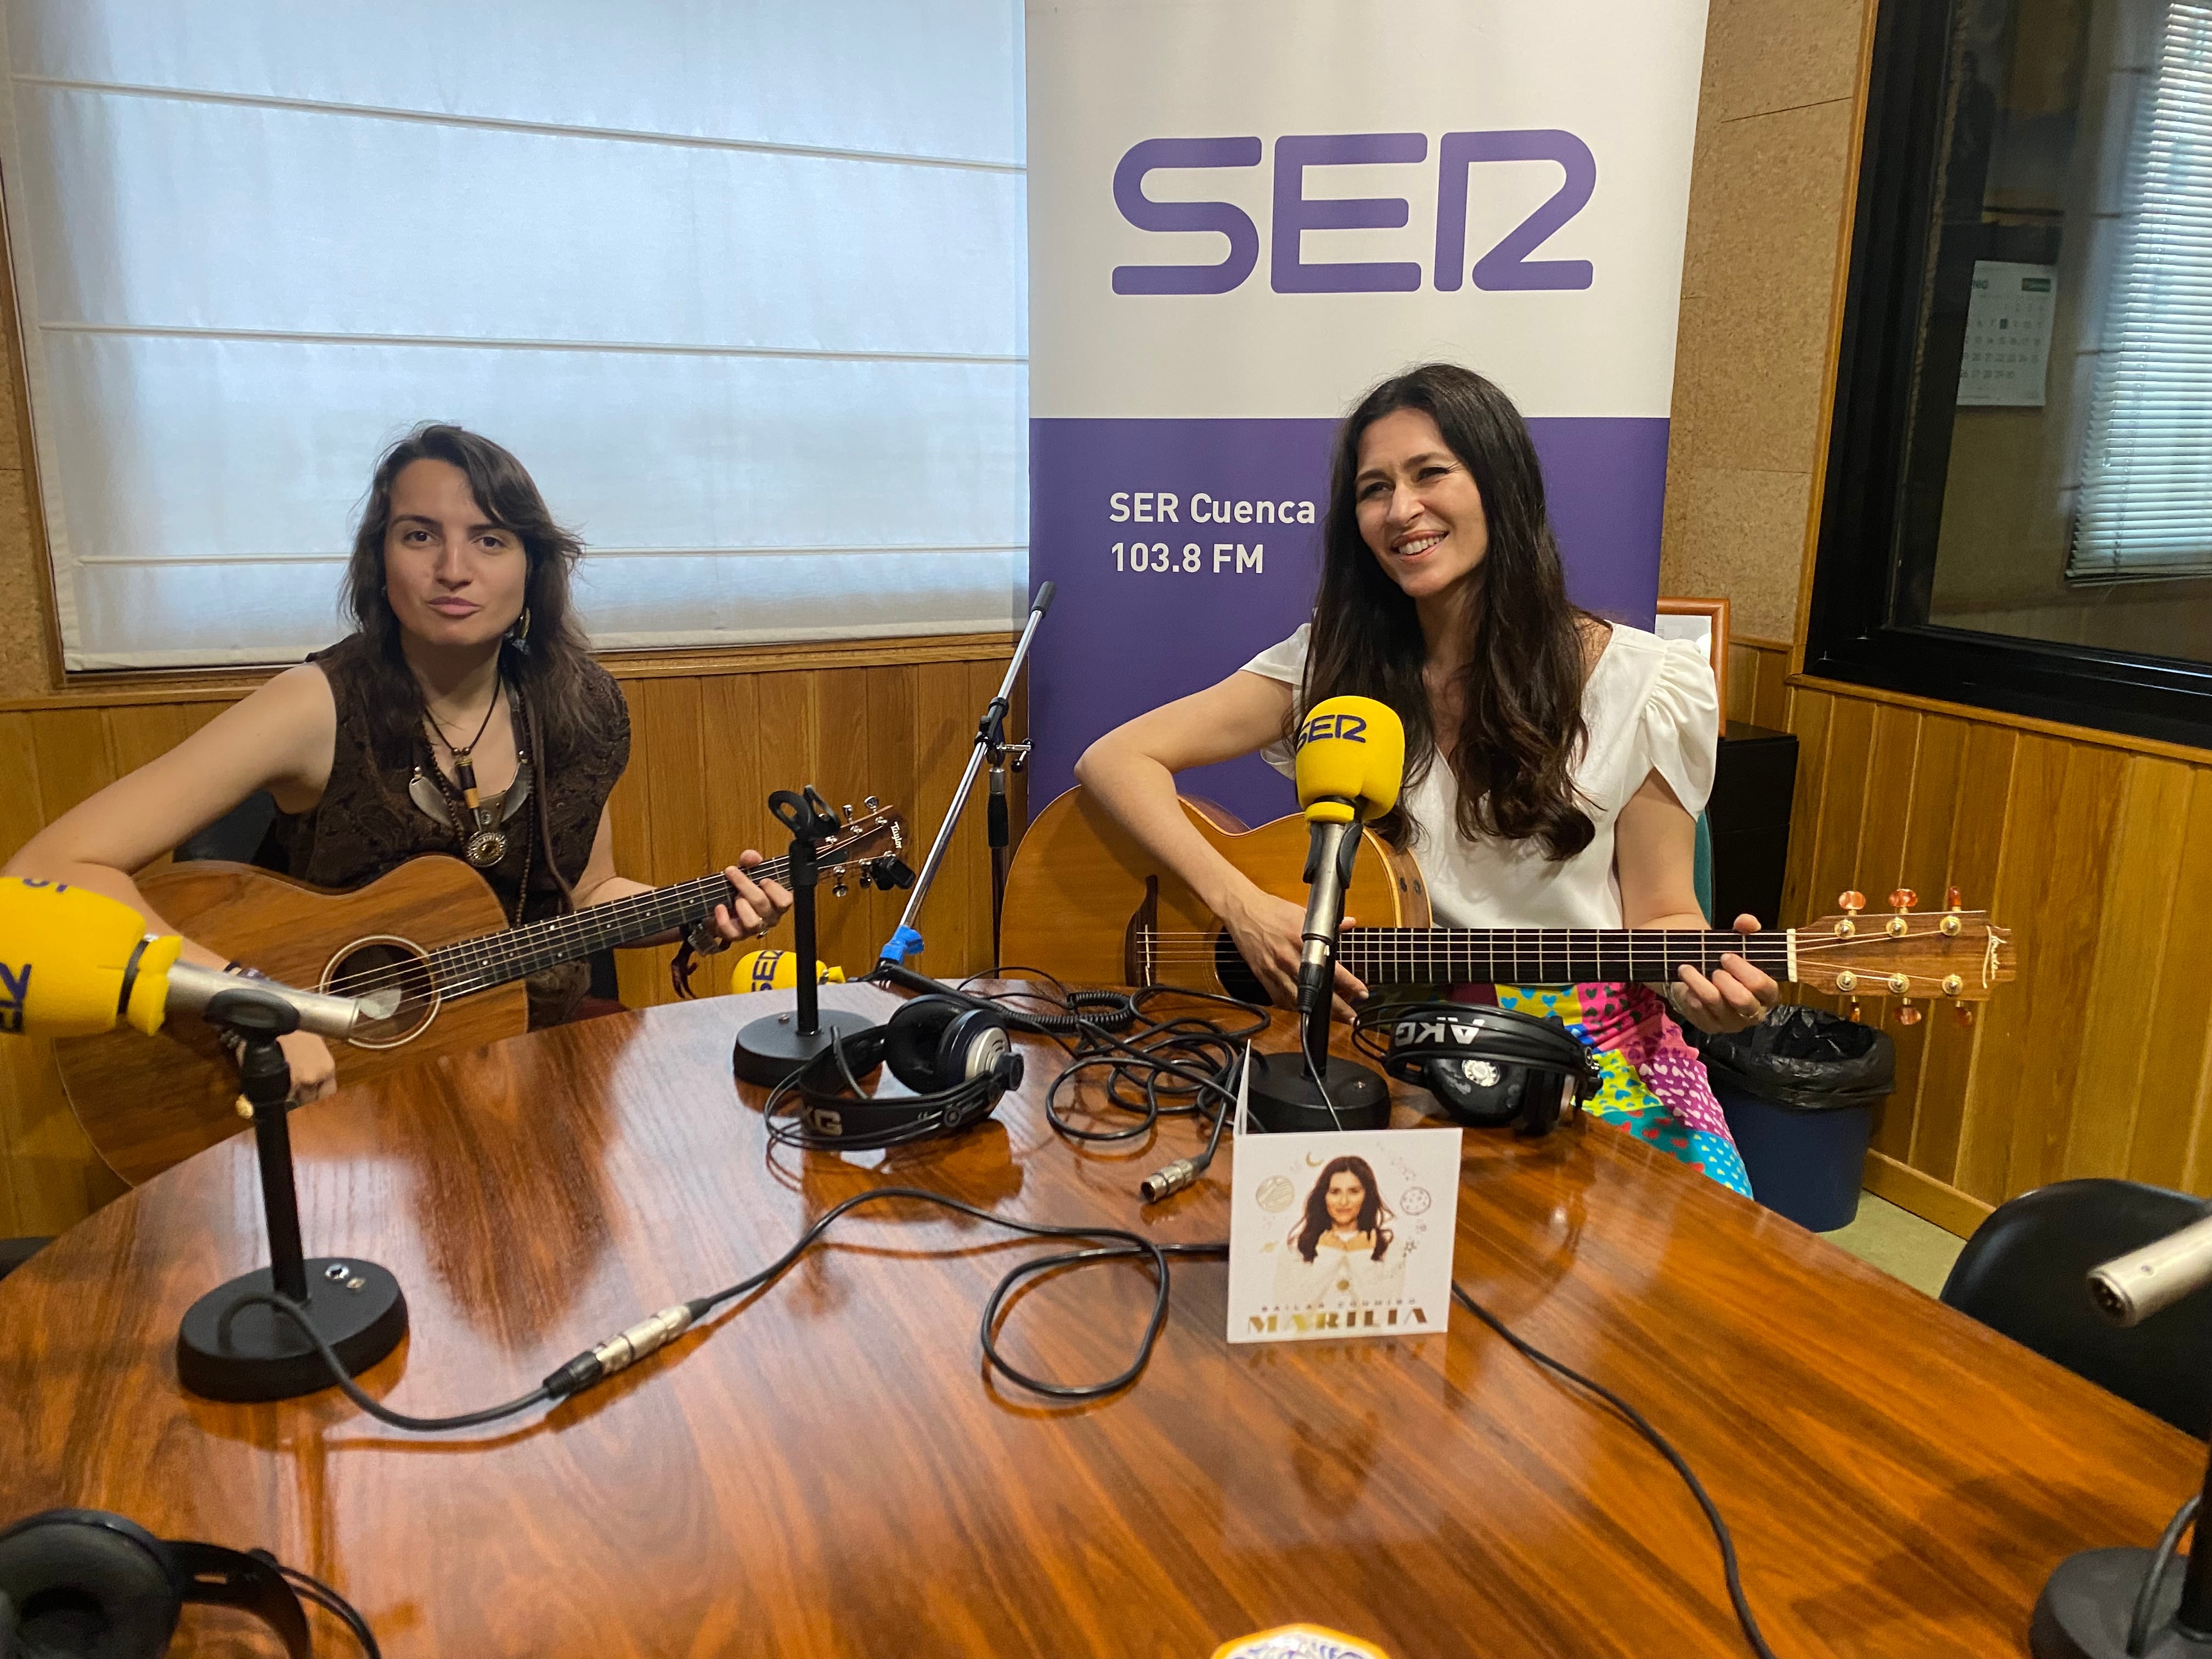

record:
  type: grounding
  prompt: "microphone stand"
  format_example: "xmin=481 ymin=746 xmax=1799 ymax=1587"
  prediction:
xmin=733 ymin=787 xmax=881 ymax=1085
xmin=2032 ymin=1441 xmax=2212 ymax=1656
xmin=1245 ymin=820 xmax=1391 ymax=1134
xmin=879 ymin=582 xmax=1054 ymax=971
xmin=175 ymin=991 xmax=408 ymax=1402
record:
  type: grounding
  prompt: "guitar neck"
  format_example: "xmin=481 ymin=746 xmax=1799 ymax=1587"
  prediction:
xmin=1337 ymin=927 xmax=1794 ymax=986
xmin=426 ymin=865 xmax=771 ymax=998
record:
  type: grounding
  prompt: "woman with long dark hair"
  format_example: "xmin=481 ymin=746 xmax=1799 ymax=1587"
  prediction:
xmin=1076 ymin=365 xmax=1775 ymax=1192
xmin=7 ymin=424 xmax=789 ymax=1098
xmin=1269 ymin=1155 xmax=1403 ymax=1311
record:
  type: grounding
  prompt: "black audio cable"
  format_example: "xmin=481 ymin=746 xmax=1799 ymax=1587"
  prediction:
xmin=1451 ymin=1279 xmax=1782 ymax=1659
xmin=271 ymin=1562 xmax=384 ymax=1658
xmin=958 ymin=969 xmax=1267 ymax=1200
xmin=241 ymin=1187 xmax=1228 ymax=1430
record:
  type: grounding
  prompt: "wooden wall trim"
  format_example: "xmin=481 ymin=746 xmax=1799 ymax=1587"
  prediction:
xmin=1863 ymin=1150 xmax=1993 ymax=1241
xmin=1788 ymin=672 xmax=2212 ymax=766
xmin=0 ymin=633 xmax=1019 ymax=714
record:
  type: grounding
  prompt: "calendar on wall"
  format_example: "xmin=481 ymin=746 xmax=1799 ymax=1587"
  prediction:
xmin=1957 ymin=261 xmax=2057 ymax=407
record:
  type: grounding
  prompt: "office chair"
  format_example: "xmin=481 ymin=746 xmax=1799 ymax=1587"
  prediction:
xmin=1941 ymin=1178 xmax=2212 ymax=1437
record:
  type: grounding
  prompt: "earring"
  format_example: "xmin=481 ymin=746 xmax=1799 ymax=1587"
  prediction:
xmin=508 ymin=605 xmax=532 ymax=656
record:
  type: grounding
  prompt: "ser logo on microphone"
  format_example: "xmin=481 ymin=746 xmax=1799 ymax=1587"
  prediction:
xmin=1297 ymin=711 xmax=1367 ymax=748
xmin=0 ymin=961 xmax=28 ymax=1034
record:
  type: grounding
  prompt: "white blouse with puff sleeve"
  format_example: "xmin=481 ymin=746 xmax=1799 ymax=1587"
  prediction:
xmin=1241 ymin=623 xmax=1719 ymax=930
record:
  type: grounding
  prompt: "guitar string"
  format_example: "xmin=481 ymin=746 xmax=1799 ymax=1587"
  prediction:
xmin=321 ymin=868 xmax=759 ymax=1002
xmin=322 ymin=890 xmax=1982 ymax=1009
xmin=1130 ymin=924 xmax=1974 ymax=985
xmin=313 ymin=826 xmax=896 ymax=1003
xmin=1132 ymin=926 xmax=1965 ymax=960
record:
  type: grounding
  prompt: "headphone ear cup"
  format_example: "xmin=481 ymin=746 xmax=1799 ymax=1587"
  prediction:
xmin=883 ymin=996 xmax=966 ymax=1092
xmin=0 ymin=1510 xmax=183 ymax=1659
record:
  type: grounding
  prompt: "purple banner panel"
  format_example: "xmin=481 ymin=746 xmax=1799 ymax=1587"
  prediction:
xmin=1028 ymin=415 xmax=1668 ymax=829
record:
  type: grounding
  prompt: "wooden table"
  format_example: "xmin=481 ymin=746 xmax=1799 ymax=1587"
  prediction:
xmin=0 ymin=986 xmax=2196 ymax=1657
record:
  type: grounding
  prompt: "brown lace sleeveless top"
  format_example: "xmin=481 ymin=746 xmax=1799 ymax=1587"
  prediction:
xmin=255 ymin=633 xmax=631 ymax=1028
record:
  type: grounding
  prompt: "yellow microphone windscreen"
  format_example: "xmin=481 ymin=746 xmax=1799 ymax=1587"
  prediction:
xmin=734 ymin=949 xmax=847 ymax=992
xmin=0 ymin=877 xmax=176 ymax=1037
xmin=1293 ymin=697 xmax=1404 ymax=823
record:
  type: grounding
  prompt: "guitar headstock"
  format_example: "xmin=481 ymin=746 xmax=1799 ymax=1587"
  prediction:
xmin=818 ymin=798 xmax=912 ymax=899
xmin=1793 ymin=888 xmax=2015 ymax=1020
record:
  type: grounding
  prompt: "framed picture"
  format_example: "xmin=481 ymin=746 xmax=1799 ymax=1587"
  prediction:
xmin=1654 ymin=596 xmax=1731 ymax=716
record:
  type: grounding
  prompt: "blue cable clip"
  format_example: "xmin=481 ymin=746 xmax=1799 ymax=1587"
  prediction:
xmin=879 ymin=925 xmax=925 ymax=965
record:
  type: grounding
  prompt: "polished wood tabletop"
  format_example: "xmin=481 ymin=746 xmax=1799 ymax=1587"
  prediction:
xmin=0 ymin=985 xmax=2196 ymax=1658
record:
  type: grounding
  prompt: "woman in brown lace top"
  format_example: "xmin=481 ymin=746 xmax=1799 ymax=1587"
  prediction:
xmin=5 ymin=424 xmax=789 ymax=1097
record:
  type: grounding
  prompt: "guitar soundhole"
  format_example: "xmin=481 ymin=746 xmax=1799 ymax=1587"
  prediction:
xmin=324 ymin=941 xmax=437 ymax=1048
xmin=1214 ymin=930 xmax=1272 ymax=1006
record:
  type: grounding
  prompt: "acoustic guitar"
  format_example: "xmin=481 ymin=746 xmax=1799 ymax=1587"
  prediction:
xmin=59 ymin=800 xmax=907 ymax=1185
xmin=1001 ymin=787 xmax=2015 ymax=1011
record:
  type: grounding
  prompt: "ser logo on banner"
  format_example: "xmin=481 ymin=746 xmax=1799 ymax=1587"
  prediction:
xmin=1113 ymin=131 xmax=1597 ymax=296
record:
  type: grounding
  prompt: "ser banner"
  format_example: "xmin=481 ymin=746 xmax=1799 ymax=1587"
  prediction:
xmin=1026 ymin=0 xmax=1709 ymax=823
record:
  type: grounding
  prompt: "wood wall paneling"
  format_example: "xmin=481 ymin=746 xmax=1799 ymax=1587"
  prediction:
xmin=1736 ymin=634 xmax=2212 ymax=1236
xmin=0 ymin=643 xmax=1018 ymax=1235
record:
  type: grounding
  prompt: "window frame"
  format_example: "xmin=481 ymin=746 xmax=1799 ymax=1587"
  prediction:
xmin=1808 ymin=0 xmax=2212 ymax=752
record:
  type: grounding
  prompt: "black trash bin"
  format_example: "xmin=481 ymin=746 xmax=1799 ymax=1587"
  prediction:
xmin=1698 ymin=1006 xmax=1895 ymax=1231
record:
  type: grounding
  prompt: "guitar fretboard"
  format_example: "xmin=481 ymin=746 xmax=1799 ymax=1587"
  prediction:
xmin=1334 ymin=927 xmax=1792 ymax=986
xmin=425 ymin=868 xmax=765 ymax=998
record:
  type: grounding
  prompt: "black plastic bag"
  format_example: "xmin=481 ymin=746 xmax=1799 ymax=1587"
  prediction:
xmin=1696 ymin=1005 xmax=1895 ymax=1113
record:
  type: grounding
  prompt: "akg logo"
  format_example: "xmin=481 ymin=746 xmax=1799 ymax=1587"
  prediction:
xmin=1297 ymin=711 xmax=1368 ymax=748
xmin=1113 ymin=131 xmax=1596 ymax=296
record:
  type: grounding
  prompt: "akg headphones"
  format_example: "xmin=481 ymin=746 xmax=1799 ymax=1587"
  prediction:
xmin=764 ymin=995 xmax=1026 ymax=1152
xmin=1354 ymin=1002 xmax=1599 ymax=1137
xmin=0 ymin=1507 xmax=378 ymax=1658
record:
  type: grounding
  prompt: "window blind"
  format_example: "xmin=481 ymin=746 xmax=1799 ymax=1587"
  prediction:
xmin=2069 ymin=0 xmax=2212 ymax=582
xmin=0 ymin=2 xmax=1028 ymax=669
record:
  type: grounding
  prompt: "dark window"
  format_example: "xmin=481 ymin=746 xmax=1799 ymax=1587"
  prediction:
xmin=1812 ymin=0 xmax=2212 ymax=748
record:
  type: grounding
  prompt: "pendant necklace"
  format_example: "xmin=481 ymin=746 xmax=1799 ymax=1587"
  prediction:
xmin=425 ymin=679 xmax=510 ymax=868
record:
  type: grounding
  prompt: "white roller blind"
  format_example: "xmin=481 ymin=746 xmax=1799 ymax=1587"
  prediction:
xmin=0 ymin=1 xmax=1028 ymax=668
xmin=2069 ymin=0 xmax=2212 ymax=582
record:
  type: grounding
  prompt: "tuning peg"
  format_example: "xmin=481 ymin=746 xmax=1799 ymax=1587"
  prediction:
xmin=1847 ymin=998 xmax=1863 ymax=1023
xmin=1839 ymin=890 xmax=1865 ymax=915
xmin=842 ymin=803 xmax=855 ymax=821
xmin=1939 ymin=887 xmax=1966 ymax=935
xmin=1954 ymin=1001 xmax=1975 ymax=1028
xmin=1897 ymin=1001 xmax=1922 ymax=1026
xmin=832 ymin=877 xmax=850 ymax=899
xmin=864 ymin=795 xmax=880 ymax=812
xmin=1889 ymin=888 xmax=1918 ymax=912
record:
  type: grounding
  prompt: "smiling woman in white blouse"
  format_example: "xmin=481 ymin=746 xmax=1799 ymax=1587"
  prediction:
xmin=1074 ymin=363 xmax=1780 ymax=1194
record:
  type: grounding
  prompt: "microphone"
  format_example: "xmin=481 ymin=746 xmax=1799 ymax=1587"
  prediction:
xmin=2088 ymin=1210 xmax=2212 ymax=1327
xmin=1289 ymin=696 xmax=1404 ymax=1014
xmin=0 ymin=877 xmax=397 ymax=1040
xmin=734 ymin=949 xmax=847 ymax=991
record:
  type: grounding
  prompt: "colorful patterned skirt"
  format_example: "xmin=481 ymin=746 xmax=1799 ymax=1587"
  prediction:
xmin=1446 ymin=980 xmax=1753 ymax=1198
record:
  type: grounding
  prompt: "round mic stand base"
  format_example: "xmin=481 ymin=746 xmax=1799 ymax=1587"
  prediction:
xmin=732 ymin=1005 xmax=881 ymax=1087
xmin=2032 ymin=1548 xmax=2212 ymax=1658
xmin=178 ymin=1260 xmax=409 ymax=1404
xmin=1245 ymin=1051 xmax=1391 ymax=1133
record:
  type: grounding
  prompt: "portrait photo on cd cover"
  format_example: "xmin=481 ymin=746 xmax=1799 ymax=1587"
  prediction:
xmin=1227 ymin=1127 xmax=1462 ymax=1345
